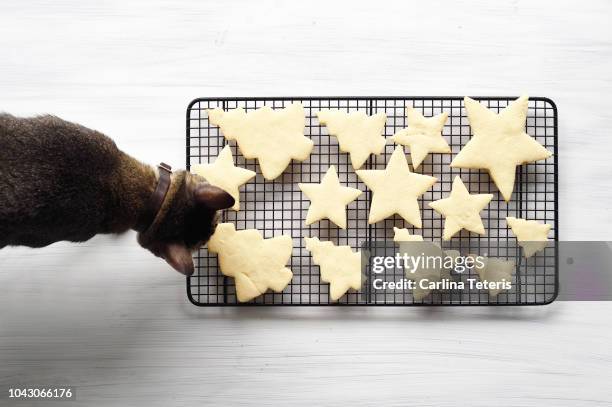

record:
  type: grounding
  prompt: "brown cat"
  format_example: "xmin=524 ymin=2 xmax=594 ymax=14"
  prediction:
xmin=0 ymin=113 xmax=234 ymax=275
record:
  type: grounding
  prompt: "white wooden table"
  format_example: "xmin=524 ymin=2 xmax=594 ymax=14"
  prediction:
xmin=1 ymin=1 xmax=611 ymax=405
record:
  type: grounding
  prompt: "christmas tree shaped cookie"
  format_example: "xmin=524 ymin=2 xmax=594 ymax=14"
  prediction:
xmin=451 ymin=95 xmax=552 ymax=201
xmin=317 ymin=109 xmax=387 ymax=170
xmin=304 ymin=237 xmax=362 ymax=301
xmin=191 ymin=145 xmax=256 ymax=211
xmin=506 ymin=217 xmax=551 ymax=258
xmin=392 ymin=227 xmax=424 ymax=242
xmin=208 ymin=223 xmax=293 ymax=302
xmin=393 ymin=228 xmax=453 ymax=301
xmin=392 ymin=107 xmax=450 ymax=169
xmin=474 ymin=256 xmax=515 ymax=297
xmin=207 ymin=103 xmax=313 ymax=180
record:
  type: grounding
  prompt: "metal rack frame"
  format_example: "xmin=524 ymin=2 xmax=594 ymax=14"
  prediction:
xmin=186 ymin=96 xmax=558 ymax=306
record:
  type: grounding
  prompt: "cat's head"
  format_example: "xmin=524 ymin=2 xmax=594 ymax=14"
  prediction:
xmin=137 ymin=170 xmax=234 ymax=276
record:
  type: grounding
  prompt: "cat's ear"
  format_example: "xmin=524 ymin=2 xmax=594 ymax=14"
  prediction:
xmin=162 ymin=243 xmax=194 ymax=276
xmin=194 ymin=184 xmax=234 ymax=210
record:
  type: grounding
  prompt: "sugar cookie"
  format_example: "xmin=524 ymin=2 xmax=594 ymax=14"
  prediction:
xmin=392 ymin=229 xmax=453 ymax=301
xmin=506 ymin=216 xmax=551 ymax=258
xmin=450 ymin=95 xmax=552 ymax=201
xmin=207 ymin=223 xmax=293 ymax=302
xmin=356 ymin=146 xmax=436 ymax=226
xmin=429 ymin=176 xmax=493 ymax=240
xmin=298 ymin=166 xmax=362 ymax=229
xmin=207 ymin=103 xmax=313 ymax=180
xmin=392 ymin=227 xmax=424 ymax=242
xmin=317 ymin=109 xmax=386 ymax=170
xmin=304 ymin=237 xmax=362 ymax=301
xmin=391 ymin=107 xmax=450 ymax=169
xmin=191 ymin=145 xmax=256 ymax=211
xmin=473 ymin=256 xmax=515 ymax=297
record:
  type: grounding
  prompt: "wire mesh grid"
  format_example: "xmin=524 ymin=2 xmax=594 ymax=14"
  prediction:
xmin=186 ymin=96 xmax=558 ymax=306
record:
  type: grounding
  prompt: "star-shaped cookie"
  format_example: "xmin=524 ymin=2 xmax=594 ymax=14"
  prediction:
xmin=428 ymin=176 xmax=493 ymax=240
xmin=191 ymin=145 xmax=256 ymax=211
xmin=207 ymin=103 xmax=313 ymax=180
xmin=391 ymin=107 xmax=450 ymax=169
xmin=356 ymin=146 xmax=436 ymax=226
xmin=207 ymin=223 xmax=293 ymax=302
xmin=506 ymin=216 xmax=551 ymax=258
xmin=304 ymin=237 xmax=362 ymax=301
xmin=450 ymin=95 xmax=552 ymax=201
xmin=317 ymin=109 xmax=387 ymax=170
xmin=298 ymin=166 xmax=362 ymax=229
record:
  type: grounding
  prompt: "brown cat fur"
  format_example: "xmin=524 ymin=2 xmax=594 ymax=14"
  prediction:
xmin=0 ymin=113 xmax=234 ymax=275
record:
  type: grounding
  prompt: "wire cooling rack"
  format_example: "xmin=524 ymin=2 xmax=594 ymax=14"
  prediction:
xmin=186 ymin=97 xmax=558 ymax=306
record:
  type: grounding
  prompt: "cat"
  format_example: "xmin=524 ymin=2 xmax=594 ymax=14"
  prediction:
xmin=0 ymin=113 xmax=234 ymax=276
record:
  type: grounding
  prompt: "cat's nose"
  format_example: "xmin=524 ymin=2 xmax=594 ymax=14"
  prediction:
xmin=200 ymin=213 xmax=220 ymax=244
xmin=211 ymin=212 xmax=221 ymax=228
